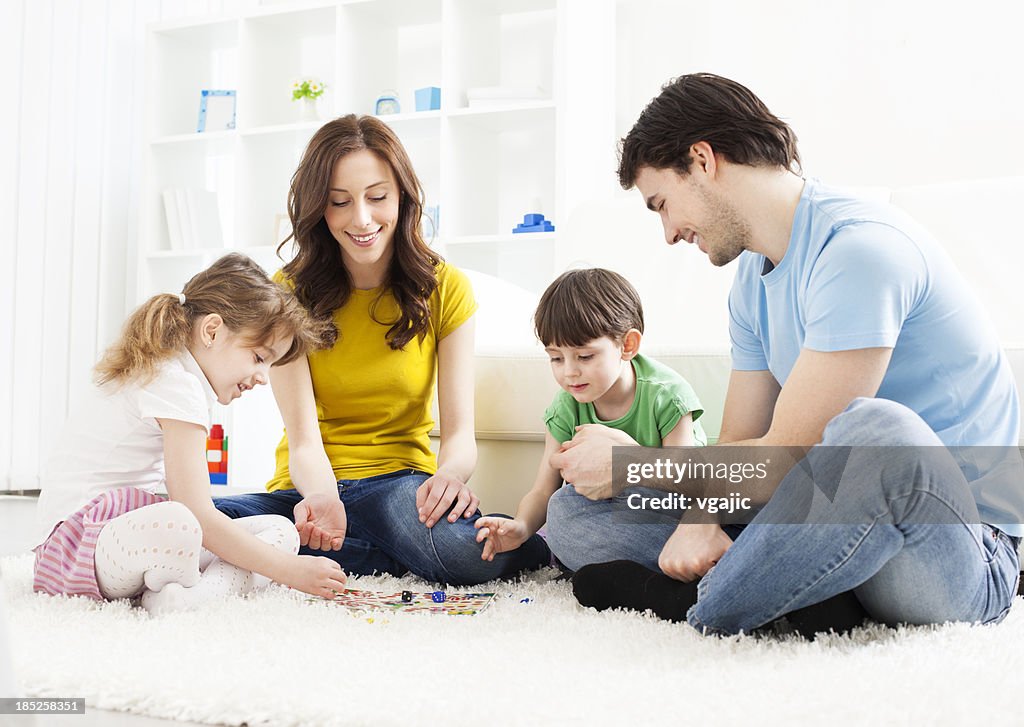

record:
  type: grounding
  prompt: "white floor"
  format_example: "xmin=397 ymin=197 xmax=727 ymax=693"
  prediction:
xmin=1 ymin=496 xmax=207 ymax=727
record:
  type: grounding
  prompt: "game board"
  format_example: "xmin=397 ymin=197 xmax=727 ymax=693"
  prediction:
xmin=321 ymin=588 xmax=496 ymax=616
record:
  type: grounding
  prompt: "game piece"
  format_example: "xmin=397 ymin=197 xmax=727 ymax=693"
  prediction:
xmin=431 ymin=590 xmax=446 ymax=603
xmin=520 ymin=597 xmax=532 ymax=604
xmin=401 ymin=590 xmax=412 ymax=602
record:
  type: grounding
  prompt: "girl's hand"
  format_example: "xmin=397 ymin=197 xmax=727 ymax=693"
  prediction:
xmin=282 ymin=555 xmax=348 ymax=598
xmin=416 ymin=473 xmax=480 ymax=528
xmin=474 ymin=516 xmax=529 ymax=561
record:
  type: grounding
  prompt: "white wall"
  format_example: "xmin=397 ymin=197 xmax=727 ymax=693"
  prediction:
xmin=613 ymin=0 xmax=1024 ymax=189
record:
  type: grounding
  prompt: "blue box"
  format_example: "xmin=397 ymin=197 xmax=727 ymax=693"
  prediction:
xmin=415 ymin=86 xmax=441 ymax=112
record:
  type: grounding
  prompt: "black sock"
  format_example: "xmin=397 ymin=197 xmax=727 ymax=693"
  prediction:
xmin=572 ymin=560 xmax=873 ymax=638
xmin=571 ymin=560 xmax=698 ymax=622
xmin=775 ymin=591 xmax=872 ymax=639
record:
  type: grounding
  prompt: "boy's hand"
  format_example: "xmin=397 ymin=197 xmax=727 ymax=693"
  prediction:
xmin=294 ymin=493 xmax=346 ymax=551
xmin=416 ymin=473 xmax=480 ymax=528
xmin=657 ymin=523 xmax=733 ymax=582
xmin=281 ymin=554 xmax=348 ymax=598
xmin=474 ymin=516 xmax=530 ymax=560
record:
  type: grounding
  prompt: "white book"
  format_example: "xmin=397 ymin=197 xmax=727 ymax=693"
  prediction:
xmin=174 ymin=189 xmax=193 ymax=249
xmin=185 ymin=189 xmax=224 ymax=249
xmin=162 ymin=189 xmax=184 ymax=250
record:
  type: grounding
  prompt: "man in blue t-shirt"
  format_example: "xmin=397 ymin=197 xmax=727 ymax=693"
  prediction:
xmin=552 ymin=73 xmax=1022 ymax=636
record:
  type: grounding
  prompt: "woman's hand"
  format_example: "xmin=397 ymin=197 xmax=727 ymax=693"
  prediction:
xmin=474 ymin=516 xmax=530 ymax=560
xmin=416 ymin=472 xmax=480 ymax=528
xmin=293 ymin=493 xmax=347 ymax=550
xmin=281 ymin=554 xmax=348 ymax=598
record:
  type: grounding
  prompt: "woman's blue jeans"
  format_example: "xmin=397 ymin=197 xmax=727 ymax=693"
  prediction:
xmin=214 ymin=470 xmax=550 ymax=586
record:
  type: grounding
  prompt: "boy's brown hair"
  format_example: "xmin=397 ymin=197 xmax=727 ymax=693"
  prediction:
xmin=534 ymin=268 xmax=644 ymax=348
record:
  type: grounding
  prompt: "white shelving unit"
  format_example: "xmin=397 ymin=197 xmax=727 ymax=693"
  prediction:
xmin=135 ymin=0 xmax=617 ymax=490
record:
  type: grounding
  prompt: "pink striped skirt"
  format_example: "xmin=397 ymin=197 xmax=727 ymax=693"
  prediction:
xmin=33 ymin=486 xmax=167 ymax=600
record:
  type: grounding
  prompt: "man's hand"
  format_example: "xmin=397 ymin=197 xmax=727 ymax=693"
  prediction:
xmin=293 ymin=493 xmax=347 ymax=551
xmin=548 ymin=424 xmax=637 ymax=500
xmin=416 ymin=472 xmax=480 ymax=528
xmin=657 ymin=523 xmax=733 ymax=582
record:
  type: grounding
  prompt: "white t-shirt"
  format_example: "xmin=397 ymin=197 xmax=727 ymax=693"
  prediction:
xmin=33 ymin=352 xmax=216 ymax=547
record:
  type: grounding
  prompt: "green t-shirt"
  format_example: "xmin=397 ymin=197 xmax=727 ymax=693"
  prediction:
xmin=543 ymin=353 xmax=707 ymax=447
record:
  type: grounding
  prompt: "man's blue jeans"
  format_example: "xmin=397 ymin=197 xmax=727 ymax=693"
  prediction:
xmin=546 ymin=487 xmax=746 ymax=572
xmin=687 ymin=398 xmax=1020 ymax=635
xmin=214 ymin=469 xmax=550 ymax=586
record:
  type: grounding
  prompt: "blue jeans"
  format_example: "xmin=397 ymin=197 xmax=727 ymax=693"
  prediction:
xmin=547 ymin=486 xmax=678 ymax=572
xmin=546 ymin=486 xmax=745 ymax=572
xmin=214 ymin=470 xmax=550 ymax=586
xmin=687 ymin=398 xmax=1021 ymax=635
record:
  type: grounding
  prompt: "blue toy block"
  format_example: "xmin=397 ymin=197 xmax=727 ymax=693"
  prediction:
xmin=415 ymin=86 xmax=441 ymax=112
xmin=513 ymin=213 xmax=555 ymax=234
xmin=513 ymin=222 xmax=555 ymax=233
xmin=209 ymin=472 xmax=228 ymax=485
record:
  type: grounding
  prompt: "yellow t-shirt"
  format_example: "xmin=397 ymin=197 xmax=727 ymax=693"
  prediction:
xmin=267 ymin=263 xmax=477 ymax=490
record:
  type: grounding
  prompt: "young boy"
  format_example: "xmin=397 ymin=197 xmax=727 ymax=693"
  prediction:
xmin=475 ymin=268 xmax=727 ymax=576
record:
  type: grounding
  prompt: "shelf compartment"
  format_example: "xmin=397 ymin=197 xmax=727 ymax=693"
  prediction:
xmin=338 ymin=0 xmax=443 ymax=116
xmin=236 ymin=131 xmax=318 ymax=250
xmin=239 ymin=6 xmax=338 ymax=129
xmin=444 ymin=233 xmax=555 ymax=294
xmin=444 ymin=109 xmax=556 ymax=240
xmin=445 ymin=0 xmax=556 ymax=112
xmin=148 ymin=20 xmax=240 ymax=138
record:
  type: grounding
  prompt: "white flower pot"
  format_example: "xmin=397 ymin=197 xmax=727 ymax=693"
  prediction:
xmin=300 ymin=96 xmax=321 ymax=122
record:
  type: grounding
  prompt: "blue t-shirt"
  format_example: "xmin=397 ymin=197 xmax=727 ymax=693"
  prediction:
xmin=729 ymin=178 xmax=1022 ymax=533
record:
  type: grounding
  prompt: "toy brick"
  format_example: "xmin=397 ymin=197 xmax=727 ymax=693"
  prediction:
xmin=513 ymin=222 xmax=555 ymax=233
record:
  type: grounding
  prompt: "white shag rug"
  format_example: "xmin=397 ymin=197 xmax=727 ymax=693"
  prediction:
xmin=3 ymin=553 xmax=1024 ymax=727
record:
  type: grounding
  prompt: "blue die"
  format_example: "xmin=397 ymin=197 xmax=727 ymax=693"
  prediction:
xmin=431 ymin=591 xmax=446 ymax=603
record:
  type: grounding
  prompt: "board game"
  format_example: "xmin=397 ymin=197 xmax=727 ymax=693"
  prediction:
xmin=321 ymin=588 xmax=496 ymax=616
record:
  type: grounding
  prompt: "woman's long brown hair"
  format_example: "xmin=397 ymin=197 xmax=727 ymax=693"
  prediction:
xmin=279 ymin=114 xmax=441 ymax=350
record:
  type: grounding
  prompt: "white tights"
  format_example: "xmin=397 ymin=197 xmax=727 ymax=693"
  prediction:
xmin=94 ymin=501 xmax=299 ymax=615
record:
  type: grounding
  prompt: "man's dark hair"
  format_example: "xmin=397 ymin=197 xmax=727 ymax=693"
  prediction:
xmin=617 ymin=73 xmax=801 ymax=189
xmin=534 ymin=268 xmax=644 ymax=348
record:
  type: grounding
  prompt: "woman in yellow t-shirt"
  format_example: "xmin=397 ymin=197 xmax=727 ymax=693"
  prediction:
xmin=214 ymin=115 xmax=549 ymax=585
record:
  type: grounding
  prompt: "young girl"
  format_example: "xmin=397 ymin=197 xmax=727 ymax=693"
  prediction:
xmin=32 ymin=253 xmax=347 ymax=614
xmin=213 ymin=115 xmax=549 ymax=585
